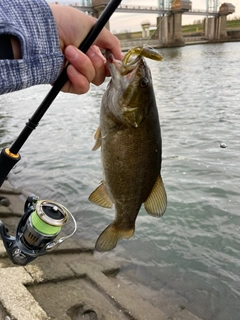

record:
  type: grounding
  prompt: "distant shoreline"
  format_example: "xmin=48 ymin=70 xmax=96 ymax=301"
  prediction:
xmin=116 ymin=20 xmax=240 ymax=51
xmin=120 ymin=37 xmax=240 ymax=52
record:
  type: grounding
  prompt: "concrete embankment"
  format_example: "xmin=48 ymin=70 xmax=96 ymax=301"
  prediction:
xmin=0 ymin=180 xmax=202 ymax=320
xmin=120 ymin=37 xmax=240 ymax=51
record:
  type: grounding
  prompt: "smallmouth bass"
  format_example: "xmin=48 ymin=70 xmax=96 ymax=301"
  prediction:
xmin=89 ymin=46 xmax=167 ymax=252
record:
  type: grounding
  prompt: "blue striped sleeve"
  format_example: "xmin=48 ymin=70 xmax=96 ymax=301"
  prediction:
xmin=0 ymin=0 xmax=64 ymax=94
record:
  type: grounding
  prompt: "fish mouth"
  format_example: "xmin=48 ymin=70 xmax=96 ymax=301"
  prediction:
xmin=105 ymin=50 xmax=142 ymax=89
xmin=105 ymin=50 xmax=141 ymax=73
xmin=105 ymin=50 xmax=148 ymax=128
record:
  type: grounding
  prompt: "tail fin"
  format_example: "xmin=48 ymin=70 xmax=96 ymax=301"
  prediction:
xmin=95 ymin=223 xmax=134 ymax=252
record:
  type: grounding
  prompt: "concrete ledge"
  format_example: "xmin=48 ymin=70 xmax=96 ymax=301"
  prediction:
xmin=0 ymin=267 xmax=48 ymax=320
xmin=0 ymin=181 xmax=203 ymax=320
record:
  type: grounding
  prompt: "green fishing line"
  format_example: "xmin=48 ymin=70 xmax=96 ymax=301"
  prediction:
xmin=31 ymin=211 xmax=61 ymax=235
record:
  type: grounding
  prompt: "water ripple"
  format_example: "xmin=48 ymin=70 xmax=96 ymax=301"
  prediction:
xmin=1 ymin=42 xmax=240 ymax=320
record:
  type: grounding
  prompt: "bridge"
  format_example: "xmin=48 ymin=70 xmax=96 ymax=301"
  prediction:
xmin=51 ymin=1 xmax=235 ymax=46
xmin=52 ymin=2 xmax=219 ymax=16
xmin=114 ymin=5 xmax=219 ymax=16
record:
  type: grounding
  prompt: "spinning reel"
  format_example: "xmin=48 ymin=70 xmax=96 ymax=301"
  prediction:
xmin=0 ymin=194 xmax=77 ymax=265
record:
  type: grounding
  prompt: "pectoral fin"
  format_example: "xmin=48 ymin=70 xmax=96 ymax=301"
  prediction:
xmin=92 ymin=127 xmax=101 ymax=151
xmin=144 ymin=175 xmax=167 ymax=217
xmin=88 ymin=182 xmax=113 ymax=208
xmin=95 ymin=223 xmax=134 ymax=252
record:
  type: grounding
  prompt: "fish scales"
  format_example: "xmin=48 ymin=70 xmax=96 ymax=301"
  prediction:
xmin=89 ymin=46 xmax=167 ymax=252
xmin=101 ymin=98 xmax=161 ymax=221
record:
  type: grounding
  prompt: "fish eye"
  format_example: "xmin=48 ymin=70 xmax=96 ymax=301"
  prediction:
xmin=140 ymin=77 xmax=149 ymax=88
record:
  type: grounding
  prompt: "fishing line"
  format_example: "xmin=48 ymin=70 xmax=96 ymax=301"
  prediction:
xmin=144 ymin=0 xmax=178 ymax=46
xmin=143 ymin=8 xmax=169 ymax=47
xmin=162 ymin=58 xmax=227 ymax=149
xmin=161 ymin=61 xmax=227 ymax=149
xmin=142 ymin=5 xmax=227 ymax=149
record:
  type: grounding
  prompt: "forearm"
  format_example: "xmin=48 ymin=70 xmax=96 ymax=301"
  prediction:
xmin=10 ymin=36 xmax=21 ymax=60
xmin=0 ymin=0 xmax=64 ymax=94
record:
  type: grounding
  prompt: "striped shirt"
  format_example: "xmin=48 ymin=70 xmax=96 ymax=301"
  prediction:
xmin=0 ymin=0 xmax=64 ymax=94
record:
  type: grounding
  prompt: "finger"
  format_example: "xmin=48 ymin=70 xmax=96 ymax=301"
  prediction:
xmin=64 ymin=45 xmax=96 ymax=82
xmin=86 ymin=46 xmax=106 ymax=86
xmin=64 ymin=65 xmax=90 ymax=94
xmin=50 ymin=5 xmax=122 ymax=61
xmin=93 ymin=29 xmax=122 ymax=61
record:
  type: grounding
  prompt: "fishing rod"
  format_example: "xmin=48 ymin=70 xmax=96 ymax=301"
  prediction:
xmin=0 ymin=0 xmax=122 ymax=187
xmin=0 ymin=0 xmax=122 ymax=266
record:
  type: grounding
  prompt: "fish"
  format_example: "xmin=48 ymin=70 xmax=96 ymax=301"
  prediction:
xmin=89 ymin=46 xmax=167 ymax=252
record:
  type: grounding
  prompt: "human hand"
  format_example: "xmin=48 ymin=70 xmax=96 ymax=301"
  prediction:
xmin=49 ymin=4 xmax=122 ymax=94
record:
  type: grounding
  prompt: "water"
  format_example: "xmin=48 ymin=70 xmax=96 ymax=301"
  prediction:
xmin=1 ymin=42 xmax=240 ymax=320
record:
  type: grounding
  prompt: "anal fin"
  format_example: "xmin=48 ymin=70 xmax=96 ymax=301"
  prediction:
xmin=88 ymin=182 xmax=113 ymax=208
xmin=144 ymin=175 xmax=167 ymax=217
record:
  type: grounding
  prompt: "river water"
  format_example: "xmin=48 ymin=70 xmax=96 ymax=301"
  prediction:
xmin=1 ymin=42 xmax=240 ymax=320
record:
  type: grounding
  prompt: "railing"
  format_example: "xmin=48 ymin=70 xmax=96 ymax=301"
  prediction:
xmin=51 ymin=1 xmax=92 ymax=5
xmin=118 ymin=5 xmax=163 ymax=11
xmin=188 ymin=8 xmax=218 ymax=14
xmin=184 ymin=36 xmax=208 ymax=42
xmin=50 ymin=2 xmax=219 ymax=15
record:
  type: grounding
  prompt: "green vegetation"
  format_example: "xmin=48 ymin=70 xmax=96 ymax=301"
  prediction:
xmin=226 ymin=19 xmax=240 ymax=29
xmin=182 ymin=23 xmax=203 ymax=33
xmin=114 ymin=19 xmax=240 ymax=39
xmin=115 ymin=30 xmax=154 ymax=40
xmin=182 ymin=18 xmax=240 ymax=34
